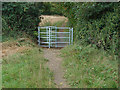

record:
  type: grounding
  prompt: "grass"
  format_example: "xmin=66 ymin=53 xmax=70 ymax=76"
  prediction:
xmin=2 ymin=39 xmax=55 ymax=88
xmin=61 ymin=44 xmax=118 ymax=88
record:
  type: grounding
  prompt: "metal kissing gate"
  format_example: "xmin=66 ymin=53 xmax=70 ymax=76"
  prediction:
xmin=38 ymin=26 xmax=73 ymax=48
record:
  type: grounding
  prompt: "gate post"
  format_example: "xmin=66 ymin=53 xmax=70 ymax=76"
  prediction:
xmin=49 ymin=27 xmax=51 ymax=48
xmin=38 ymin=27 xmax=40 ymax=46
xmin=69 ymin=28 xmax=70 ymax=45
xmin=71 ymin=28 xmax=73 ymax=45
xmin=55 ymin=27 xmax=57 ymax=47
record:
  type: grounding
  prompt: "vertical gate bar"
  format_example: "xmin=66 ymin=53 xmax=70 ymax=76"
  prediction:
xmin=38 ymin=27 xmax=40 ymax=46
xmin=51 ymin=27 xmax=52 ymax=47
xmin=46 ymin=27 xmax=47 ymax=42
xmin=71 ymin=28 xmax=73 ymax=45
xmin=69 ymin=28 xmax=70 ymax=45
xmin=46 ymin=27 xmax=48 ymax=42
xmin=55 ymin=27 xmax=57 ymax=47
xmin=49 ymin=27 xmax=50 ymax=48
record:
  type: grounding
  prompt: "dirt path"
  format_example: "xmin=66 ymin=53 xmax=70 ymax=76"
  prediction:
xmin=43 ymin=48 xmax=69 ymax=88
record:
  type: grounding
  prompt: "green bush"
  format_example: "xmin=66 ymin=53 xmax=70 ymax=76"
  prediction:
xmin=58 ymin=2 xmax=119 ymax=55
xmin=2 ymin=2 xmax=64 ymax=41
xmin=2 ymin=2 xmax=43 ymax=40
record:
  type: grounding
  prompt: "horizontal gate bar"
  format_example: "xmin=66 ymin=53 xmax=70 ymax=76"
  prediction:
xmin=40 ymin=32 xmax=48 ymax=34
xmin=41 ymin=36 xmax=62 ymax=38
xmin=41 ymin=42 xmax=49 ymax=44
xmin=38 ymin=26 xmax=70 ymax=29
xmin=40 ymin=37 xmax=49 ymax=38
xmin=41 ymin=42 xmax=69 ymax=44
xmin=51 ymin=42 xmax=69 ymax=43
xmin=41 ymin=35 xmax=56 ymax=36
xmin=56 ymin=27 xmax=70 ymax=29
xmin=51 ymin=32 xmax=70 ymax=34
xmin=53 ymin=46 xmax=67 ymax=47
xmin=51 ymin=37 xmax=69 ymax=38
xmin=50 ymin=39 xmax=56 ymax=41
xmin=40 ymin=45 xmax=67 ymax=47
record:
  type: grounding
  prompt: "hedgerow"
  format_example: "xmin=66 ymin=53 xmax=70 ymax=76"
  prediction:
xmin=57 ymin=2 xmax=119 ymax=55
xmin=2 ymin=2 xmax=43 ymax=38
xmin=2 ymin=2 xmax=63 ymax=41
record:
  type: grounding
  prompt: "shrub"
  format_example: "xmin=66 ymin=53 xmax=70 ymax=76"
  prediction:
xmin=2 ymin=2 xmax=43 ymax=40
xmin=59 ymin=2 xmax=119 ymax=55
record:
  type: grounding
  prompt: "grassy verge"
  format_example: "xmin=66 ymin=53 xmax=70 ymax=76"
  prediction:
xmin=2 ymin=41 xmax=55 ymax=88
xmin=61 ymin=44 xmax=118 ymax=88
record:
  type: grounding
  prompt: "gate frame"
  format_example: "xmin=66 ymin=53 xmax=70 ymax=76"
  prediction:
xmin=38 ymin=26 xmax=73 ymax=48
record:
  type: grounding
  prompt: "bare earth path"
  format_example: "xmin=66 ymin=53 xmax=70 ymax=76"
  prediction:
xmin=43 ymin=48 xmax=69 ymax=88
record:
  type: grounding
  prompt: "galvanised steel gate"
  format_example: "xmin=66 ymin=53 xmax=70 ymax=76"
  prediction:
xmin=38 ymin=26 xmax=73 ymax=48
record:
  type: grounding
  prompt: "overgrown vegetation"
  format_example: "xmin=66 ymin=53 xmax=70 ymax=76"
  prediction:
xmin=57 ymin=2 xmax=119 ymax=56
xmin=2 ymin=3 xmax=40 ymax=37
xmin=2 ymin=2 xmax=119 ymax=88
xmin=2 ymin=2 xmax=119 ymax=53
xmin=61 ymin=44 xmax=118 ymax=88
xmin=2 ymin=2 xmax=63 ymax=42
xmin=2 ymin=40 xmax=55 ymax=88
xmin=2 ymin=2 xmax=64 ymax=88
xmin=55 ymin=3 xmax=119 ymax=87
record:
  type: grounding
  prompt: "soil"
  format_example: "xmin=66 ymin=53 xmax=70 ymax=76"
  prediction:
xmin=2 ymin=46 xmax=30 ymax=58
xmin=1 ymin=39 xmax=31 ymax=59
xmin=43 ymin=48 xmax=69 ymax=88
